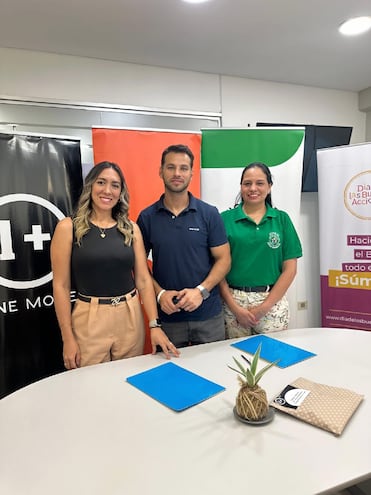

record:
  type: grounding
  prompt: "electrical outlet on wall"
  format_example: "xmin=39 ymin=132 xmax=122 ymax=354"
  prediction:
xmin=297 ymin=301 xmax=308 ymax=310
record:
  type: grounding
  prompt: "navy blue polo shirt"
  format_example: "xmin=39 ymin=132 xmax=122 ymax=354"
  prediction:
xmin=137 ymin=193 xmax=228 ymax=322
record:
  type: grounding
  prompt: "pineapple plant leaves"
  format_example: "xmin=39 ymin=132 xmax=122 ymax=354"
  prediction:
xmin=228 ymin=343 xmax=279 ymax=387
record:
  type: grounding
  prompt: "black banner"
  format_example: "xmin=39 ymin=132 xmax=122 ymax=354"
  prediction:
xmin=0 ymin=133 xmax=82 ymax=398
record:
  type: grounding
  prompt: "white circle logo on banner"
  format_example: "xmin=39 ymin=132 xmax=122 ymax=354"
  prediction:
xmin=0 ymin=193 xmax=65 ymax=289
xmin=343 ymin=170 xmax=371 ymax=220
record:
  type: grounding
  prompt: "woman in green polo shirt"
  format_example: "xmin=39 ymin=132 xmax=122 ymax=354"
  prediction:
xmin=220 ymin=162 xmax=302 ymax=338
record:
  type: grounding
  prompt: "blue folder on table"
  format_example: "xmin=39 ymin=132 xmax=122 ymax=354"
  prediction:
xmin=126 ymin=362 xmax=225 ymax=411
xmin=231 ymin=334 xmax=316 ymax=368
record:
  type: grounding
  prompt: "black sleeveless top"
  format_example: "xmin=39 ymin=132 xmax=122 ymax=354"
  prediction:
xmin=71 ymin=223 xmax=135 ymax=297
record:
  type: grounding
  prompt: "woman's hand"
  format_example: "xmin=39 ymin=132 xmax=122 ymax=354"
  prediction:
xmin=235 ymin=306 xmax=259 ymax=328
xmin=249 ymin=304 xmax=268 ymax=322
xmin=150 ymin=327 xmax=180 ymax=359
xmin=63 ymin=337 xmax=81 ymax=370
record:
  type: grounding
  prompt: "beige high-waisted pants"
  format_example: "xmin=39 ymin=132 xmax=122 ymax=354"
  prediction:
xmin=72 ymin=290 xmax=145 ymax=367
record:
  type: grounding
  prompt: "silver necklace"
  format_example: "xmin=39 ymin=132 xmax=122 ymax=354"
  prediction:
xmin=98 ymin=227 xmax=106 ymax=239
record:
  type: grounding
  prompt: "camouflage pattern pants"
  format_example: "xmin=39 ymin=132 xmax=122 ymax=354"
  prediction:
xmin=223 ymin=288 xmax=290 ymax=338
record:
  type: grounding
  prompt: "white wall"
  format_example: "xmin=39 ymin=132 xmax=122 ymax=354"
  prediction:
xmin=221 ymin=76 xmax=364 ymax=143
xmin=0 ymin=47 xmax=367 ymax=329
xmin=0 ymin=48 xmax=220 ymax=113
xmin=359 ymin=86 xmax=371 ymax=141
xmin=366 ymin=113 xmax=371 ymax=142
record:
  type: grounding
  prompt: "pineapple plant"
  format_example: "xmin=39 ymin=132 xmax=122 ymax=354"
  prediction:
xmin=229 ymin=343 xmax=278 ymax=421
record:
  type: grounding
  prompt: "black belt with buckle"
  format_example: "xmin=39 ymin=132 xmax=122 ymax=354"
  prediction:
xmin=77 ymin=290 xmax=136 ymax=306
xmin=229 ymin=285 xmax=274 ymax=293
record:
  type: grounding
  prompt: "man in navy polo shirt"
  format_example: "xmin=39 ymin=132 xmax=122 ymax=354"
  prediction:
xmin=137 ymin=144 xmax=231 ymax=350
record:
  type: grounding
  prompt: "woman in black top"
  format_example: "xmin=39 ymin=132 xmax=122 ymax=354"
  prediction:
xmin=51 ymin=161 xmax=179 ymax=369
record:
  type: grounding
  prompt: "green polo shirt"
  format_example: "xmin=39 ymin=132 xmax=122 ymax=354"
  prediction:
xmin=221 ymin=204 xmax=302 ymax=287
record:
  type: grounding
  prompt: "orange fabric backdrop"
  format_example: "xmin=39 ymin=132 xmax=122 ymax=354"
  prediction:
xmin=92 ymin=129 xmax=201 ymax=220
xmin=92 ymin=128 xmax=201 ymax=353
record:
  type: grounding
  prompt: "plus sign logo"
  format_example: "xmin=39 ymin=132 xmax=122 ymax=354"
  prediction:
xmin=0 ymin=194 xmax=65 ymax=289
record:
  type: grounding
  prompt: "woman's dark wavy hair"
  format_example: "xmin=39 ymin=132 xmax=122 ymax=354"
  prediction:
xmin=73 ymin=161 xmax=133 ymax=245
xmin=234 ymin=162 xmax=273 ymax=207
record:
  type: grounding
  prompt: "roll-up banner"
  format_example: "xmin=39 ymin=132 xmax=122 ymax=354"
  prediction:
xmin=201 ymin=128 xmax=305 ymax=227
xmin=318 ymin=143 xmax=371 ymax=331
xmin=92 ymin=127 xmax=201 ymax=352
xmin=201 ymin=128 xmax=305 ymax=328
xmin=0 ymin=133 xmax=82 ymax=398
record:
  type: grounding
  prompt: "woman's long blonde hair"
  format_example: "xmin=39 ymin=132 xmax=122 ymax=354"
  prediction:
xmin=73 ymin=161 xmax=133 ymax=245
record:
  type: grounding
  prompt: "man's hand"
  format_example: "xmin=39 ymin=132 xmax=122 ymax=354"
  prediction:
xmin=158 ymin=290 xmax=183 ymax=315
xmin=175 ymin=288 xmax=203 ymax=312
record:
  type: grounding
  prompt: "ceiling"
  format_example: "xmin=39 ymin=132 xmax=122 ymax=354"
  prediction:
xmin=1 ymin=0 xmax=371 ymax=92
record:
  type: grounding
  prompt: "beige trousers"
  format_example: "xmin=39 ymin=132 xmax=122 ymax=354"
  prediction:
xmin=72 ymin=290 xmax=145 ymax=367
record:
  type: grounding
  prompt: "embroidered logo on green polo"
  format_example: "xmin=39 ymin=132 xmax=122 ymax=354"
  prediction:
xmin=268 ymin=232 xmax=281 ymax=249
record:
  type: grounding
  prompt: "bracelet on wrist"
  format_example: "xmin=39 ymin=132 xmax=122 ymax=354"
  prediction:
xmin=157 ymin=289 xmax=166 ymax=304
